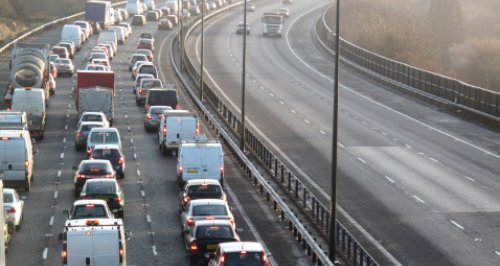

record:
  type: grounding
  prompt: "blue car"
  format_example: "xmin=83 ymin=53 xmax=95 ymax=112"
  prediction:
xmin=90 ymin=144 xmax=126 ymax=179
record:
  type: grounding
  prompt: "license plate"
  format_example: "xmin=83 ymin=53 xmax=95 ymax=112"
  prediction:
xmin=186 ymin=169 xmax=198 ymax=174
xmin=207 ymin=244 xmax=217 ymax=250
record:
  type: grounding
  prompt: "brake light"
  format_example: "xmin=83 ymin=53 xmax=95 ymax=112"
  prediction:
xmin=240 ymin=250 xmax=248 ymax=255
xmin=220 ymin=167 xmax=224 ymax=178
xmin=76 ymin=131 xmax=82 ymax=137
xmin=138 ymin=89 xmax=143 ymax=95
xmin=77 ymin=174 xmax=86 ymax=179
xmin=187 ymin=217 xmax=194 ymax=227
xmin=119 ymin=242 xmax=124 ymax=262
xmin=183 ymin=196 xmax=190 ymax=203
xmin=86 ymin=204 xmax=95 ymax=208
xmin=228 ymin=216 xmax=234 ymax=225
xmin=7 ymin=207 xmax=16 ymax=214
xmin=25 ymin=160 xmax=29 ymax=167
xmin=196 ymin=125 xmax=200 ymax=135
xmin=118 ymin=158 xmax=124 ymax=165
xmin=146 ymin=114 xmax=152 ymax=121
xmin=162 ymin=125 xmax=167 ymax=136
xmin=262 ymin=251 xmax=270 ymax=266
xmin=190 ymin=242 xmax=198 ymax=251
xmin=62 ymin=244 xmax=67 ymax=264
xmin=178 ymin=166 xmax=183 ymax=178
xmin=220 ymin=254 xmax=225 ymax=265
xmin=206 ymin=216 xmax=215 ymax=220
xmin=104 ymin=174 xmax=113 ymax=178
xmin=114 ymin=196 xmax=121 ymax=203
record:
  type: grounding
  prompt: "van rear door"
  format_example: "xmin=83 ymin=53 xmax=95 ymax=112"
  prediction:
xmin=180 ymin=117 xmax=197 ymax=142
xmin=182 ymin=145 xmax=202 ymax=180
xmin=67 ymin=230 xmax=93 ymax=266
xmin=201 ymin=145 xmax=222 ymax=179
xmin=93 ymin=229 xmax=120 ymax=266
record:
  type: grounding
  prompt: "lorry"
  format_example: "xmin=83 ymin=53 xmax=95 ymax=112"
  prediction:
xmin=4 ymin=43 xmax=50 ymax=109
xmin=75 ymin=71 xmax=115 ymax=125
xmin=261 ymin=12 xmax=284 ymax=37
xmin=85 ymin=1 xmax=115 ymax=31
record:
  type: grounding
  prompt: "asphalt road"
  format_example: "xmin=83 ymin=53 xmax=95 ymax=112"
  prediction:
xmin=0 ymin=9 xmax=309 ymax=266
xmin=185 ymin=0 xmax=500 ymax=265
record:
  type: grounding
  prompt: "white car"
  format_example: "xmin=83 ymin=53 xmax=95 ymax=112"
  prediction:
xmin=208 ymin=242 xmax=270 ymax=266
xmin=3 ymin=188 xmax=24 ymax=230
xmin=84 ymin=63 xmax=108 ymax=71
xmin=180 ymin=199 xmax=234 ymax=234
xmin=78 ymin=112 xmax=110 ymax=128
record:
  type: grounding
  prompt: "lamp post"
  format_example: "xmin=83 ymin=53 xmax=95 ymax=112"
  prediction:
xmin=329 ymin=0 xmax=340 ymax=262
xmin=240 ymin=0 xmax=248 ymax=151
xmin=199 ymin=1 xmax=205 ymax=101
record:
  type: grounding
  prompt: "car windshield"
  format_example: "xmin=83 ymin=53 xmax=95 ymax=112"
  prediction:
xmin=79 ymin=162 xmax=112 ymax=175
xmin=195 ymin=225 xmax=233 ymax=239
xmin=91 ymin=131 xmax=118 ymax=144
xmin=140 ymin=65 xmax=156 ymax=75
xmin=187 ymin=185 xmax=223 ymax=199
xmin=85 ymin=182 xmax=116 ymax=195
xmin=150 ymin=107 xmax=170 ymax=114
xmin=142 ymin=80 xmax=162 ymax=88
xmin=55 ymin=59 xmax=70 ymax=64
xmin=72 ymin=205 xmax=108 ymax=218
xmin=3 ymin=193 xmax=13 ymax=203
xmin=92 ymin=148 xmax=121 ymax=159
xmin=192 ymin=204 xmax=227 ymax=216
xmin=82 ymin=114 xmax=103 ymax=122
xmin=224 ymin=252 xmax=265 ymax=266
xmin=80 ymin=124 xmax=101 ymax=132
xmin=148 ymin=90 xmax=177 ymax=107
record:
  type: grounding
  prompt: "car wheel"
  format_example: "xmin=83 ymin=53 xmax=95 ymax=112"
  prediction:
xmin=121 ymin=172 xmax=125 ymax=179
xmin=74 ymin=189 xmax=80 ymax=197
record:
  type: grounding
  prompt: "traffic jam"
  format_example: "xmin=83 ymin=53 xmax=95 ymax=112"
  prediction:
xmin=0 ymin=0 xmax=271 ymax=265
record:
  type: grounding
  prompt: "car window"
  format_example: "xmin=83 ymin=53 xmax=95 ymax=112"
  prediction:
xmin=150 ymin=107 xmax=170 ymax=114
xmin=81 ymin=124 xmax=101 ymax=132
xmin=92 ymin=148 xmax=121 ymax=159
xmin=3 ymin=193 xmax=13 ymax=203
xmin=224 ymin=252 xmax=264 ymax=266
xmin=195 ymin=225 xmax=233 ymax=239
xmin=83 ymin=115 xmax=103 ymax=122
xmin=187 ymin=185 xmax=222 ymax=199
xmin=192 ymin=204 xmax=227 ymax=216
xmin=79 ymin=162 xmax=112 ymax=174
xmin=103 ymin=132 xmax=119 ymax=143
xmin=85 ymin=182 xmax=116 ymax=194
xmin=142 ymin=80 xmax=162 ymax=88
xmin=139 ymin=65 xmax=157 ymax=75
xmin=72 ymin=205 xmax=107 ymax=218
xmin=90 ymin=132 xmax=104 ymax=143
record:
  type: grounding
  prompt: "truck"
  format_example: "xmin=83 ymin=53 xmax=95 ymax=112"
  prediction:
xmin=85 ymin=1 xmax=114 ymax=31
xmin=4 ymin=43 xmax=50 ymax=109
xmin=75 ymin=71 xmax=115 ymax=125
xmin=261 ymin=12 xmax=284 ymax=37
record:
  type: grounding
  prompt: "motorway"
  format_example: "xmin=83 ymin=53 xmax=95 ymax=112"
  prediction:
xmin=0 ymin=9 xmax=310 ymax=266
xmin=185 ymin=0 xmax=500 ymax=265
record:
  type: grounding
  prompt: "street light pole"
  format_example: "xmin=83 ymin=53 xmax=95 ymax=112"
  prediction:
xmin=179 ymin=0 xmax=185 ymax=70
xmin=240 ymin=0 xmax=248 ymax=151
xmin=329 ymin=0 xmax=340 ymax=262
xmin=199 ymin=1 xmax=205 ymax=101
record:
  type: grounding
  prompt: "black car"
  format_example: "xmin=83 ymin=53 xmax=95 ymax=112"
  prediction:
xmin=73 ymin=159 xmax=116 ymax=197
xmin=146 ymin=10 xmax=159 ymax=21
xmin=80 ymin=179 xmax=125 ymax=218
xmin=180 ymin=179 xmax=226 ymax=211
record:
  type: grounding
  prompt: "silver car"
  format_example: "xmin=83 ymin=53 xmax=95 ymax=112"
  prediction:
xmin=54 ymin=58 xmax=74 ymax=76
xmin=3 ymin=189 xmax=24 ymax=231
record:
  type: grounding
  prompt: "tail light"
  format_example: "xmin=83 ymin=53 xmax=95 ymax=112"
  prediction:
xmin=219 ymin=254 xmax=225 ymax=266
xmin=104 ymin=174 xmax=113 ymax=178
xmin=87 ymin=147 xmax=92 ymax=155
xmin=118 ymin=158 xmax=124 ymax=165
xmin=146 ymin=114 xmax=152 ymax=121
xmin=178 ymin=166 xmax=183 ymax=178
xmin=114 ymin=196 xmax=121 ymax=203
xmin=62 ymin=244 xmax=68 ymax=264
xmin=189 ymin=241 xmax=198 ymax=251
xmin=187 ymin=217 xmax=194 ymax=227
xmin=7 ymin=207 xmax=16 ymax=214
xmin=77 ymin=174 xmax=86 ymax=180
xmin=183 ymin=196 xmax=190 ymax=203
xmin=138 ymin=88 xmax=143 ymax=95
xmin=162 ymin=125 xmax=167 ymax=137
xmin=119 ymin=242 xmax=124 ymax=263
xmin=76 ymin=131 xmax=82 ymax=137
xmin=262 ymin=251 xmax=270 ymax=266
xmin=145 ymin=104 xmax=150 ymax=110
xmin=220 ymin=166 xmax=224 ymax=178
xmin=228 ymin=216 xmax=234 ymax=225
xmin=196 ymin=125 xmax=200 ymax=135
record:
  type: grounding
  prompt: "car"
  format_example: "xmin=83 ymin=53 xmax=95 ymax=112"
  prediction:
xmin=114 ymin=9 xmax=124 ymax=24
xmin=158 ymin=19 xmax=173 ymax=30
xmin=167 ymin=14 xmax=179 ymax=25
xmin=118 ymin=8 xmax=129 ymax=20
xmin=117 ymin=22 xmax=132 ymax=37
xmin=136 ymin=63 xmax=158 ymax=80
xmin=3 ymin=188 xmax=24 ymax=231
xmin=136 ymin=78 xmax=163 ymax=105
xmin=49 ymin=61 xmax=58 ymax=79
xmin=208 ymin=242 xmax=270 ymax=266
xmin=49 ymin=54 xmax=60 ymax=64
xmin=236 ymin=22 xmax=250 ymax=35
xmin=88 ymin=51 xmax=109 ymax=62
xmin=180 ymin=179 xmax=226 ymax=211
xmin=144 ymin=105 xmax=172 ymax=131
xmin=74 ymin=121 xmax=106 ymax=150
xmin=152 ymin=8 xmax=164 ymax=18
xmin=137 ymin=38 xmax=154 ymax=51
xmin=3 ymin=209 xmax=14 ymax=249
xmin=146 ymin=10 xmax=160 ymax=21
xmin=97 ymin=42 xmax=115 ymax=58
xmin=134 ymin=73 xmax=155 ymax=94
xmin=64 ymin=199 xmax=116 ymax=220
xmin=160 ymin=6 xmax=171 ymax=15
xmin=51 ymin=45 xmax=70 ymax=59
xmin=54 ymin=58 xmax=74 ymax=76
xmin=86 ymin=127 xmax=122 ymax=157
xmin=131 ymin=14 xmax=147 ymax=26
xmin=84 ymin=63 xmax=108 ymax=71
xmin=90 ymin=58 xmax=111 ymax=70
xmin=73 ymin=159 xmax=116 ymax=197
xmin=57 ymin=41 xmax=76 ymax=59
xmin=135 ymin=48 xmax=154 ymax=61
xmin=131 ymin=61 xmax=149 ymax=80
xmin=100 ymin=41 xmax=117 ymax=56
xmin=181 ymin=10 xmax=191 ymax=19
xmin=184 ymin=220 xmax=240 ymax=261
xmin=189 ymin=5 xmax=200 ymax=15
xmin=91 ymin=47 xmax=111 ymax=59
xmin=142 ymin=32 xmax=157 ymax=43
xmin=108 ymin=26 xmax=126 ymax=44
xmin=90 ymin=144 xmax=126 ymax=179
xmin=48 ymin=74 xmax=56 ymax=95
xmin=80 ymin=178 xmax=125 ymax=218
xmin=74 ymin=21 xmax=92 ymax=38
xmin=78 ymin=112 xmax=111 ymax=128
xmin=129 ymin=53 xmax=149 ymax=71
xmin=180 ymin=199 xmax=235 ymax=233
xmin=278 ymin=7 xmax=290 ymax=18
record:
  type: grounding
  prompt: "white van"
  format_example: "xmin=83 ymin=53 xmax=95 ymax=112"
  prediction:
xmin=98 ymin=30 xmax=118 ymax=50
xmin=177 ymin=139 xmax=224 ymax=185
xmin=158 ymin=110 xmax=198 ymax=155
xmin=11 ymin=88 xmax=46 ymax=139
xmin=0 ymin=111 xmax=28 ymax=130
xmin=126 ymin=0 xmax=143 ymax=15
xmin=62 ymin=218 xmax=126 ymax=266
xmin=0 ymin=130 xmax=34 ymax=191
xmin=145 ymin=0 xmax=155 ymax=10
xmin=165 ymin=1 xmax=178 ymax=13
xmin=61 ymin=24 xmax=83 ymax=51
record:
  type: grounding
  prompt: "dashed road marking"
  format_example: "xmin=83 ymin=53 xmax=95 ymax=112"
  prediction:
xmin=358 ymin=157 xmax=366 ymax=164
xmin=57 ymin=170 xmax=61 ymax=178
xmin=429 ymin=157 xmax=439 ymax=163
xmin=291 ymin=109 xmax=296 ymax=114
xmin=54 ymin=191 xmax=58 ymax=199
xmin=385 ymin=176 xmax=395 ymax=183
xmin=338 ymin=143 xmax=344 ymax=148
xmin=450 ymin=220 xmax=465 ymax=230
xmin=412 ymin=195 xmax=425 ymax=204
xmin=269 ymin=93 xmax=274 ymax=97
xmin=64 ymin=125 xmax=68 ymax=130
xmin=60 ymin=153 xmax=64 ymax=159
xmin=152 ymin=245 xmax=157 ymax=256
xmin=465 ymin=176 xmax=476 ymax=182
xmin=382 ymin=131 xmax=388 ymax=136
xmin=49 ymin=216 xmax=54 ymax=226
xmin=133 ymin=153 xmax=137 ymax=159
xmin=304 ymin=119 xmax=310 ymax=124
xmin=63 ymin=137 xmax=66 ymax=143
xmin=141 ymin=190 xmax=145 ymax=197
xmin=146 ymin=215 xmax=151 ymax=223
xmin=279 ymin=101 xmax=284 ymax=105
xmin=319 ymin=130 xmax=326 ymax=135
xmin=137 ymin=170 xmax=141 ymax=176
xmin=405 ymin=144 xmax=412 ymax=149
xmin=495 ymin=251 xmax=500 ymax=257
xmin=130 ymin=139 xmax=134 ymax=144
xmin=42 ymin=248 xmax=48 ymax=260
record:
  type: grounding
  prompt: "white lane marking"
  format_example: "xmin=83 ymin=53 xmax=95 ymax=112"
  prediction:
xmin=60 ymin=153 xmax=64 ymax=159
xmin=54 ymin=191 xmax=58 ymax=199
xmin=382 ymin=131 xmax=388 ymax=136
xmin=137 ymin=170 xmax=141 ymax=176
xmin=42 ymin=248 xmax=48 ymax=260
xmin=412 ymin=195 xmax=425 ymax=204
xmin=405 ymin=144 xmax=412 ymax=149
xmin=130 ymin=139 xmax=134 ymax=144
xmin=152 ymin=245 xmax=158 ymax=256
xmin=304 ymin=119 xmax=310 ymax=124
xmin=450 ymin=220 xmax=465 ymax=230
xmin=464 ymin=176 xmax=476 ymax=182
xmin=57 ymin=170 xmax=61 ymax=178
xmin=338 ymin=143 xmax=344 ymax=148
xmin=319 ymin=130 xmax=326 ymax=135
xmin=269 ymin=93 xmax=274 ymax=97
xmin=67 ymin=103 xmax=71 ymax=108
xmin=495 ymin=251 xmax=500 ymax=257
xmin=64 ymin=125 xmax=68 ymax=130
xmin=291 ymin=109 xmax=296 ymax=114
xmin=49 ymin=216 xmax=54 ymax=226
xmin=279 ymin=101 xmax=284 ymax=105
xmin=358 ymin=157 xmax=366 ymax=164
xmin=260 ymin=86 xmax=265 ymax=90
xmin=133 ymin=153 xmax=137 ymax=159
xmin=141 ymin=190 xmax=145 ymax=197
xmin=385 ymin=176 xmax=395 ymax=183
xmin=63 ymin=137 xmax=66 ymax=143
xmin=146 ymin=215 xmax=151 ymax=223
xmin=418 ymin=152 xmax=425 ymax=155
xmin=429 ymin=157 xmax=439 ymax=163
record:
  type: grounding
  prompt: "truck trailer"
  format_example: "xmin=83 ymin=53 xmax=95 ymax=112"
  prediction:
xmin=75 ymin=71 xmax=115 ymax=125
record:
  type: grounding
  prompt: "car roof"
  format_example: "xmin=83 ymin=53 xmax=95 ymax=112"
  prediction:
xmin=73 ymin=199 xmax=108 ymax=206
xmin=89 ymin=127 xmax=119 ymax=134
xmin=84 ymin=178 xmax=118 ymax=185
xmin=3 ymin=188 xmax=16 ymax=194
xmin=194 ymin=219 xmax=233 ymax=227
xmin=80 ymin=159 xmax=111 ymax=165
xmin=136 ymin=74 xmax=155 ymax=79
xmin=189 ymin=199 xmax=226 ymax=206
xmin=93 ymin=144 xmax=121 ymax=150
xmin=218 ymin=242 xmax=265 ymax=253
xmin=82 ymin=111 xmax=105 ymax=116
xmin=79 ymin=121 xmax=105 ymax=127
xmin=185 ymin=179 xmax=222 ymax=186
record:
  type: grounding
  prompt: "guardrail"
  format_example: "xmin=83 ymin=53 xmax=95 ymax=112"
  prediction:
xmin=315 ymin=5 xmax=500 ymax=127
xmin=173 ymin=2 xmax=378 ymax=266
xmin=0 ymin=1 xmax=126 ymax=57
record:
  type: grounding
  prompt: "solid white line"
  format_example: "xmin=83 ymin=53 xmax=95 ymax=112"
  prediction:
xmin=358 ymin=157 xmax=366 ymax=164
xmin=49 ymin=216 xmax=54 ymax=226
xmin=42 ymin=248 xmax=48 ymax=260
xmin=450 ymin=220 xmax=465 ymax=230
xmin=385 ymin=176 xmax=395 ymax=183
xmin=412 ymin=195 xmax=425 ymax=204
xmin=464 ymin=176 xmax=476 ymax=182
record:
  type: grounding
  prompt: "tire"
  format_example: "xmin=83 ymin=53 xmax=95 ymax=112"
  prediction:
xmin=161 ymin=144 xmax=168 ymax=156
xmin=24 ymin=179 xmax=31 ymax=192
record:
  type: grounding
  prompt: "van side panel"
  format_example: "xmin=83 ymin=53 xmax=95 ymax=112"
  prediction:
xmin=201 ymin=146 xmax=223 ymax=179
xmin=0 ymin=139 xmax=27 ymax=181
